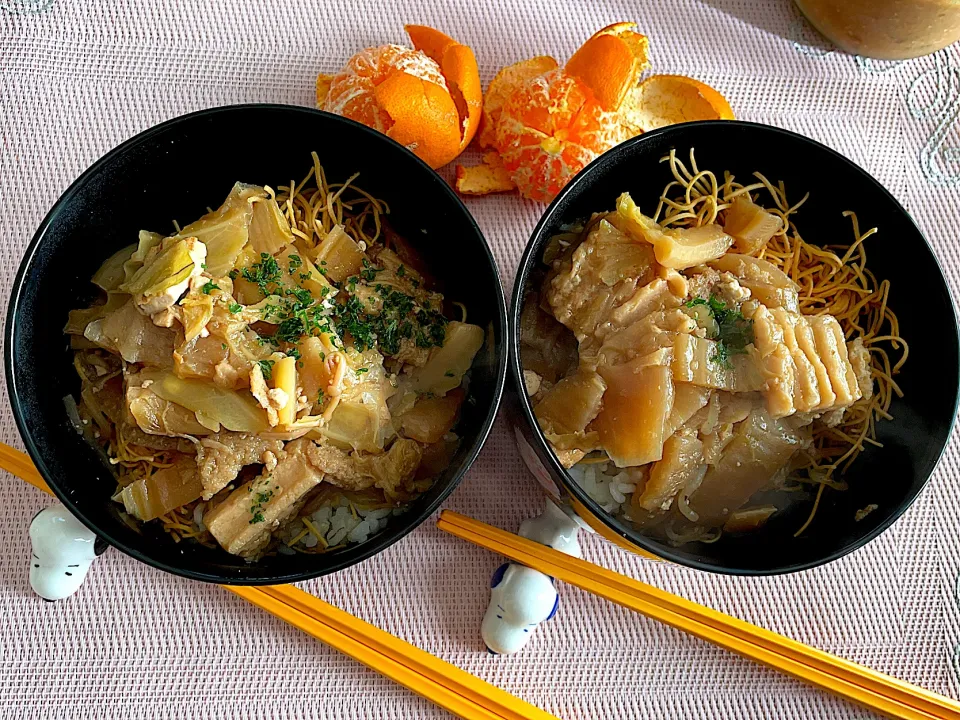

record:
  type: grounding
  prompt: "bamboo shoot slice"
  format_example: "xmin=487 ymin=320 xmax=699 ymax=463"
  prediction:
xmin=722 ymin=195 xmax=782 ymax=254
xmin=770 ymin=308 xmax=820 ymax=411
xmin=794 ymin=315 xmax=836 ymax=411
xmin=117 ymin=457 xmax=203 ymax=521
xmin=409 ymin=322 xmax=484 ymax=396
xmin=534 ymin=370 xmax=606 ymax=435
xmin=749 ymin=305 xmax=797 ymax=417
xmin=400 ymin=389 xmax=464 ymax=443
xmin=594 ymin=361 xmax=675 ymax=467
xmin=312 ymin=225 xmax=365 ymax=283
xmin=664 ymin=382 xmax=712 ymax=437
xmin=638 ymin=428 xmax=704 ymax=512
xmin=273 ymin=355 xmax=297 ymax=426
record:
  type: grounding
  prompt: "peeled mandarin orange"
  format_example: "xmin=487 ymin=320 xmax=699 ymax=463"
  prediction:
xmin=316 ymin=27 xmax=482 ymax=169
xmin=456 ymin=23 xmax=733 ymax=202
xmin=477 ymin=55 xmax=559 ymax=149
xmin=494 ymin=69 xmax=623 ymax=203
xmin=620 ymin=74 xmax=734 ymax=135
xmin=321 ymin=44 xmax=445 ymax=133
xmin=565 ymin=22 xmax=650 ymax=112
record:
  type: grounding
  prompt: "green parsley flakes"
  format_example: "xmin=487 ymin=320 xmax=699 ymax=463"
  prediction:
xmin=257 ymin=359 xmax=275 ymax=381
xmin=686 ymin=295 xmax=754 ymax=369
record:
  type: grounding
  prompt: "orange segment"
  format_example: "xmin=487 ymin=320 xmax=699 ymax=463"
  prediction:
xmin=621 ymin=74 xmax=734 ymax=134
xmin=406 ymin=24 xmax=483 ymax=153
xmin=478 ymin=55 xmax=558 ymax=149
xmin=319 ymin=28 xmax=481 ymax=169
xmin=565 ymin=22 xmax=651 ymax=111
xmin=455 ymin=151 xmax=516 ymax=195
xmin=374 ymin=68 xmax=461 ymax=168
xmin=495 ymin=68 xmax=622 ymax=202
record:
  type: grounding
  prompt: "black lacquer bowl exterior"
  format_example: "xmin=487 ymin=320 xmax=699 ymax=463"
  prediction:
xmin=7 ymin=105 xmax=508 ymax=584
xmin=510 ymin=121 xmax=959 ymax=575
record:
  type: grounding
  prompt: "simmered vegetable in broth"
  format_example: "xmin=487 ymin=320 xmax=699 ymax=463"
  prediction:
xmin=66 ymin=154 xmax=484 ymax=559
xmin=523 ymin=150 xmax=907 ymax=543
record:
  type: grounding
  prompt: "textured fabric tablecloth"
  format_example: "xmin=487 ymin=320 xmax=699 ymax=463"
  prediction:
xmin=2 ymin=1 xmax=960 ymax=718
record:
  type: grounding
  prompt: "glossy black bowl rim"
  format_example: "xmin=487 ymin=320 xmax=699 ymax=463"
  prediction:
xmin=510 ymin=119 xmax=960 ymax=576
xmin=7 ymin=103 xmax=509 ymax=584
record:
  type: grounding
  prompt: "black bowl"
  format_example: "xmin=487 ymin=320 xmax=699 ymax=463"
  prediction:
xmin=511 ymin=120 xmax=960 ymax=575
xmin=7 ymin=104 xmax=508 ymax=584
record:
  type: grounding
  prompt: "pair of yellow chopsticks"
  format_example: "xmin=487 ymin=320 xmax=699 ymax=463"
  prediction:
xmin=438 ymin=510 xmax=960 ymax=720
xmin=12 ymin=436 xmax=959 ymax=719
xmin=0 ymin=443 xmax=557 ymax=720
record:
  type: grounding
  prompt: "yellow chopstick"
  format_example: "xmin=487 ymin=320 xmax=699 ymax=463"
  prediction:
xmin=228 ymin=584 xmax=555 ymax=720
xmin=438 ymin=510 xmax=960 ymax=720
xmin=258 ymin=584 xmax=556 ymax=720
xmin=0 ymin=444 xmax=558 ymax=720
xmin=0 ymin=444 xmax=49 ymax=493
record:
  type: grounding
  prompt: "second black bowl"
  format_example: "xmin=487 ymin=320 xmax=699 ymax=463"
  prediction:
xmin=511 ymin=120 xmax=959 ymax=575
xmin=7 ymin=105 xmax=508 ymax=584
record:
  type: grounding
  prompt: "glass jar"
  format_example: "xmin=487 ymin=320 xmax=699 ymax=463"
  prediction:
xmin=795 ymin=0 xmax=960 ymax=59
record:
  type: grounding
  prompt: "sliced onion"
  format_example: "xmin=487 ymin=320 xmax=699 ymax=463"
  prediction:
xmin=63 ymin=395 xmax=84 ymax=436
xmin=677 ymin=466 xmax=707 ymax=522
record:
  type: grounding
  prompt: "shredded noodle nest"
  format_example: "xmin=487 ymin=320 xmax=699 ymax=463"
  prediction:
xmin=272 ymin=151 xmax=388 ymax=251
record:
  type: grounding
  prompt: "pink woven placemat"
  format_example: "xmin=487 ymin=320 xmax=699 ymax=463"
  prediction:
xmin=2 ymin=1 xmax=959 ymax=717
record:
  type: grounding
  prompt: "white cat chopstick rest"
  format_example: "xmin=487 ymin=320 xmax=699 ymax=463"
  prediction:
xmin=481 ymin=500 xmax=583 ymax=654
xmin=29 ymin=505 xmax=104 ymax=601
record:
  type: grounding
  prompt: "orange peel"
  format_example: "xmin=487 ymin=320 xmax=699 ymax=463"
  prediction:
xmin=405 ymin=24 xmax=483 ymax=155
xmin=621 ymin=74 xmax=734 ymax=134
xmin=316 ymin=73 xmax=334 ymax=108
xmin=477 ymin=55 xmax=559 ymax=149
xmin=316 ymin=26 xmax=482 ymax=169
xmin=455 ymin=151 xmax=516 ymax=195
xmin=565 ymin=22 xmax=650 ymax=112
xmin=373 ymin=68 xmax=461 ymax=168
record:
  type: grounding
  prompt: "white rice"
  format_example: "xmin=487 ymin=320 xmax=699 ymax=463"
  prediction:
xmin=277 ymin=496 xmax=397 ymax=552
xmin=567 ymin=462 xmax=637 ymax=516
